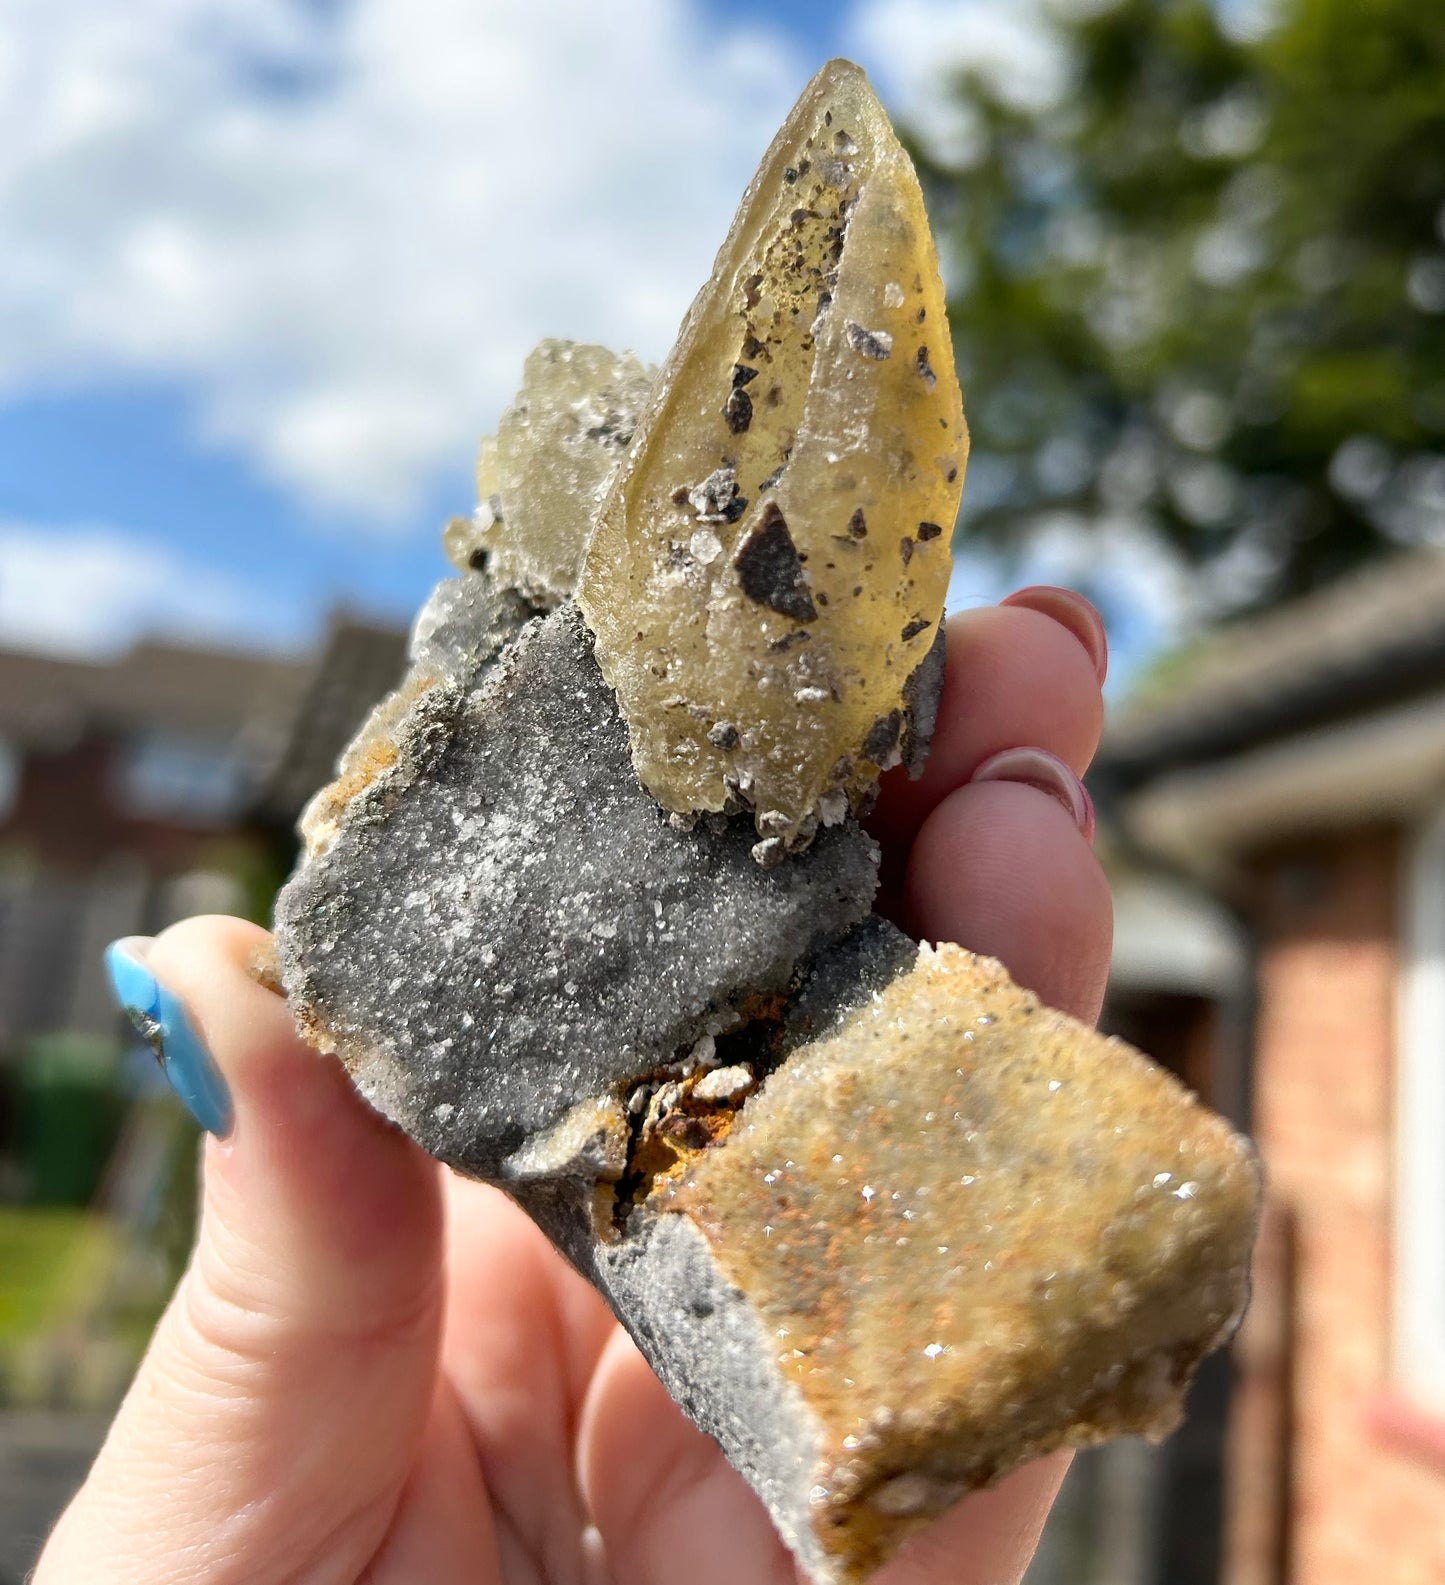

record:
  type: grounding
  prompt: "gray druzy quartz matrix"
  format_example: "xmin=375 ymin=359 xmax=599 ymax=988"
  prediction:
xmin=274 ymin=59 xmax=1260 ymax=1585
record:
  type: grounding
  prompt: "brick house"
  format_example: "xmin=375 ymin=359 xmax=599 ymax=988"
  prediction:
xmin=1094 ymin=549 xmax=1445 ymax=1585
xmin=0 ymin=620 xmax=407 ymax=1572
xmin=0 ymin=638 xmax=308 ymax=1055
xmin=0 ymin=615 xmax=410 ymax=1060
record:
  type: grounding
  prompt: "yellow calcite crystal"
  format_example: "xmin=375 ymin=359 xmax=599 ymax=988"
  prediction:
xmin=447 ymin=340 xmax=656 ymax=603
xmin=667 ymin=944 xmax=1260 ymax=1581
xmin=578 ymin=60 xmax=967 ymax=844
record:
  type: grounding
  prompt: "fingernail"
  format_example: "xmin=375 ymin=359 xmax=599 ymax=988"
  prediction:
xmin=1000 ymin=586 xmax=1108 ymax=684
xmin=105 ymin=938 xmax=233 ymax=1138
xmin=969 ymin=747 xmax=1096 ymax=842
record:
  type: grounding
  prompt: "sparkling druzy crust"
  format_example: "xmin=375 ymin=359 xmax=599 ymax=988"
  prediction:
xmin=666 ymin=940 xmax=1259 ymax=1580
xmin=578 ymin=60 xmax=967 ymax=845
xmin=277 ymin=591 xmax=878 ymax=1176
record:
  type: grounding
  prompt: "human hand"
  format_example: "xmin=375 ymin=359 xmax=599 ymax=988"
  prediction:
xmin=36 ymin=586 xmax=1110 ymax=1585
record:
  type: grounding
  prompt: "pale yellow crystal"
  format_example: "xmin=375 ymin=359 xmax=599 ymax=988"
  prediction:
xmin=578 ymin=60 xmax=967 ymax=842
xmin=448 ymin=340 xmax=655 ymax=603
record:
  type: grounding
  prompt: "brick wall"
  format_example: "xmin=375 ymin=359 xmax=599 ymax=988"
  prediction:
xmin=0 ymin=734 xmax=268 ymax=1045
xmin=1227 ymin=827 xmax=1445 ymax=1585
xmin=4 ymin=737 xmax=221 ymax=877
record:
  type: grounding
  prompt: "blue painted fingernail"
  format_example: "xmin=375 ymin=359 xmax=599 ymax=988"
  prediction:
xmin=105 ymin=938 xmax=233 ymax=1138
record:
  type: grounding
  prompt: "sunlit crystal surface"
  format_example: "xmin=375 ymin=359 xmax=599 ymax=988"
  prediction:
xmin=578 ymin=61 xmax=967 ymax=843
xmin=451 ymin=340 xmax=656 ymax=603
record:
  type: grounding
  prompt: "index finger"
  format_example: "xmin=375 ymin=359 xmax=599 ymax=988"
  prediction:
xmin=870 ymin=598 xmax=1107 ymax=859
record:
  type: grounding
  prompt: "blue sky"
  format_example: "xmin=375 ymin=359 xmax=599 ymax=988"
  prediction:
xmin=0 ymin=0 xmax=1185 ymax=677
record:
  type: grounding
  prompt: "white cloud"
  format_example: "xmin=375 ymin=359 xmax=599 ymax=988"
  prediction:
xmin=846 ymin=0 xmax=1070 ymax=164
xmin=0 ymin=521 xmax=295 ymax=658
xmin=0 ymin=0 xmax=802 ymax=520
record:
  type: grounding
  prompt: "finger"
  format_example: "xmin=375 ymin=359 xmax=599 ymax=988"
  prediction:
xmin=999 ymin=585 xmax=1108 ymax=685
xmin=354 ymin=1383 xmax=497 ymax=1584
xmin=38 ymin=917 xmax=445 ymax=1585
xmin=440 ymin=1175 xmax=617 ymax=1579
xmin=871 ymin=1456 xmax=1070 ymax=1585
xmin=870 ymin=601 xmax=1105 ymax=918
xmin=904 ymin=775 xmax=1113 ymax=1025
xmin=580 ymin=1329 xmax=799 ymax=1585
xmin=872 ymin=599 xmax=1106 ymax=857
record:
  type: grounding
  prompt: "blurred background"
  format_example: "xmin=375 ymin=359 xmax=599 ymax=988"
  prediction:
xmin=1 ymin=0 xmax=1443 ymax=1578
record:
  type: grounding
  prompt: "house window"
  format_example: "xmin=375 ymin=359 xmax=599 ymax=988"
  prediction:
xmin=115 ymin=733 xmax=250 ymax=826
xmin=1395 ymin=805 xmax=1445 ymax=1412
xmin=0 ymin=738 xmax=18 ymax=824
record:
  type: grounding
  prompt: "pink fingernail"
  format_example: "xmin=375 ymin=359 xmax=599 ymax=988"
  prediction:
xmin=969 ymin=747 xmax=1095 ymax=841
xmin=999 ymin=586 xmax=1108 ymax=685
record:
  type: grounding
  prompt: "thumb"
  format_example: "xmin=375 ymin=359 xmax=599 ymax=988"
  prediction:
xmin=37 ymin=916 xmax=444 ymax=1585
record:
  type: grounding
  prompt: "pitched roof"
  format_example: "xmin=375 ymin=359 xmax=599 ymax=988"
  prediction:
xmin=254 ymin=616 xmax=408 ymax=825
xmin=95 ymin=642 xmax=306 ymax=740
xmin=1099 ymin=549 xmax=1445 ymax=787
xmin=0 ymin=640 xmax=307 ymax=751
xmin=0 ymin=650 xmax=96 ymax=745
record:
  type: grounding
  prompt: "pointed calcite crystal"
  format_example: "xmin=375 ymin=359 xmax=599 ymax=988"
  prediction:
xmin=273 ymin=57 xmax=1258 ymax=1585
xmin=578 ymin=59 xmax=967 ymax=846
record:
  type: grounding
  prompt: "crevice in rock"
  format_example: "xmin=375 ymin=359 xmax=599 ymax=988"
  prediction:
xmin=609 ymin=994 xmax=797 ymax=1235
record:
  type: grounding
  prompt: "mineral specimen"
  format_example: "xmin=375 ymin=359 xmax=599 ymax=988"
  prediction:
xmin=273 ymin=55 xmax=1258 ymax=1585
xmin=577 ymin=59 xmax=967 ymax=847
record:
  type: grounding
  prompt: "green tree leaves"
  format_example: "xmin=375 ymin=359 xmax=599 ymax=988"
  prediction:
xmin=918 ymin=0 xmax=1445 ymax=609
